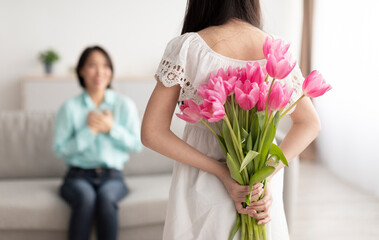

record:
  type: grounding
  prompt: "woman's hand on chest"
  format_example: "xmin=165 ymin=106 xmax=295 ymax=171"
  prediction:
xmin=87 ymin=110 xmax=114 ymax=134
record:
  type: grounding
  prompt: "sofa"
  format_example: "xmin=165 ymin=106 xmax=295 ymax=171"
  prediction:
xmin=0 ymin=83 xmax=298 ymax=240
xmin=0 ymin=109 xmax=187 ymax=240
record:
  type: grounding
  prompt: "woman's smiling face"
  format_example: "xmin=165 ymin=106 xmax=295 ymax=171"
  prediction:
xmin=80 ymin=50 xmax=112 ymax=92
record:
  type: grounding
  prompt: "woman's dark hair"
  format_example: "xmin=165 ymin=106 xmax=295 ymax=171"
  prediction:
xmin=75 ymin=46 xmax=114 ymax=89
xmin=181 ymin=0 xmax=262 ymax=34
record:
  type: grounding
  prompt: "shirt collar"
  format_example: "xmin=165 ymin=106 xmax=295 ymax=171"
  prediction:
xmin=83 ymin=89 xmax=116 ymax=108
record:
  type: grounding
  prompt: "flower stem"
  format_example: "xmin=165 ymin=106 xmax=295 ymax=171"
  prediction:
xmin=215 ymin=121 xmax=224 ymax=138
xmin=247 ymin=216 xmax=253 ymax=240
xmin=246 ymin=109 xmax=249 ymax=132
xmin=224 ymin=114 xmax=244 ymax=162
xmin=280 ymin=94 xmax=305 ymax=118
xmin=241 ymin=214 xmax=246 ymax=240
xmin=200 ymin=119 xmax=218 ymax=137
xmin=264 ymin=78 xmax=276 ymax=124
xmin=258 ymin=113 xmax=274 ymax=170
xmin=262 ymin=225 xmax=267 ymax=240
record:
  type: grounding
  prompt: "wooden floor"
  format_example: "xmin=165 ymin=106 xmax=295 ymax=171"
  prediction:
xmin=291 ymin=161 xmax=379 ymax=240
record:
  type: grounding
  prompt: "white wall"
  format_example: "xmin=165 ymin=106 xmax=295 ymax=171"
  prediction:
xmin=313 ymin=0 xmax=379 ymax=197
xmin=0 ymin=0 xmax=303 ymax=110
xmin=0 ymin=0 xmax=187 ymax=109
xmin=261 ymin=0 xmax=303 ymax=134
xmin=261 ymin=0 xmax=303 ymax=60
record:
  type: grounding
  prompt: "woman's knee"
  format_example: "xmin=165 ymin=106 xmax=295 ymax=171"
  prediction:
xmin=97 ymin=181 xmax=128 ymax=211
xmin=61 ymin=179 xmax=96 ymax=208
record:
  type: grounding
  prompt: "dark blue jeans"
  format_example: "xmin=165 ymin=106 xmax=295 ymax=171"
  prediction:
xmin=60 ymin=167 xmax=128 ymax=240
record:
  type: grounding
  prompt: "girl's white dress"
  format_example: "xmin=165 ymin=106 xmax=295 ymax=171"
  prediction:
xmin=155 ymin=32 xmax=305 ymax=240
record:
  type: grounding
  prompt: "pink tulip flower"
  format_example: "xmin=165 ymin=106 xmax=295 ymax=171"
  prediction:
xmin=266 ymin=52 xmax=296 ymax=80
xmin=214 ymin=68 xmax=237 ymax=96
xmin=302 ymin=70 xmax=332 ymax=98
xmin=198 ymin=76 xmax=227 ymax=104
xmin=228 ymin=66 xmax=247 ymax=83
xmin=268 ymin=81 xmax=293 ymax=111
xmin=263 ymin=37 xmax=290 ymax=60
xmin=263 ymin=37 xmax=296 ymax=79
xmin=246 ymin=62 xmax=267 ymax=86
xmin=199 ymin=96 xmax=225 ymax=122
xmin=176 ymin=99 xmax=203 ymax=123
xmin=257 ymin=81 xmax=271 ymax=112
xmin=234 ymin=80 xmax=260 ymax=110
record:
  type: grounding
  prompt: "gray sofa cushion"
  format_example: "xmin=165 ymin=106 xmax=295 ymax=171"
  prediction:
xmin=0 ymin=111 xmax=66 ymax=179
xmin=0 ymin=174 xmax=171 ymax=230
xmin=0 ymin=111 xmax=179 ymax=178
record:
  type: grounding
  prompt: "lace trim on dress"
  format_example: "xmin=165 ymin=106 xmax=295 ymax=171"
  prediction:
xmin=155 ymin=59 xmax=202 ymax=104
xmin=283 ymin=65 xmax=304 ymax=115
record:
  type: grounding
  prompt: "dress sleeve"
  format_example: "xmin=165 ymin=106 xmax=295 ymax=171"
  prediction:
xmin=282 ymin=63 xmax=306 ymax=115
xmin=154 ymin=34 xmax=198 ymax=102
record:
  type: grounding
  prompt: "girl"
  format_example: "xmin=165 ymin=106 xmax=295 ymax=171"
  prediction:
xmin=141 ymin=0 xmax=320 ymax=239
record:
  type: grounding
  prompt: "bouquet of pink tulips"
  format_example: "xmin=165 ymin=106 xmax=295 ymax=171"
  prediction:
xmin=176 ymin=37 xmax=331 ymax=240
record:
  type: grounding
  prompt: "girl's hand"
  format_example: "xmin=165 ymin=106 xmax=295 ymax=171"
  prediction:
xmin=246 ymin=182 xmax=273 ymax=225
xmin=220 ymin=169 xmax=264 ymax=214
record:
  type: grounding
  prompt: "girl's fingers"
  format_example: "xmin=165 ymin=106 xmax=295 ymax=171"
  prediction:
xmin=235 ymin=202 xmax=248 ymax=215
xmin=252 ymin=183 xmax=263 ymax=190
xmin=237 ymin=185 xmax=250 ymax=194
xmin=232 ymin=185 xmax=250 ymax=202
xmin=249 ymin=183 xmax=264 ymax=201
xmin=249 ymin=210 xmax=270 ymax=220
xmin=253 ymin=193 xmax=272 ymax=207
xmin=258 ymin=216 xmax=271 ymax=225
xmin=250 ymin=188 xmax=263 ymax=201
xmin=247 ymin=200 xmax=272 ymax=212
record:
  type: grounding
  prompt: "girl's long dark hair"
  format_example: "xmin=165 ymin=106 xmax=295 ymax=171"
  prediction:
xmin=181 ymin=0 xmax=262 ymax=34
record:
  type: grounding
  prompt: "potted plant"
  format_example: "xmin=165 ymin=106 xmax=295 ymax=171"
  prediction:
xmin=39 ymin=49 xmax=59 ymax=74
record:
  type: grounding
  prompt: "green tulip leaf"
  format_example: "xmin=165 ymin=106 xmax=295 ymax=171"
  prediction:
xmin=222 ymin=121 xmax=239 ymax=163
xmin=239 ymin=150 xmax=259 ymax=172
xmin=257 ymin=111 xmax=266 ymax=131
xmin=241 ymin=127 xmax=249 ymax=140
xmin=269 ymin=143 xmax=288 ymax=167
xmin=226 ymin=153 xmax=244 ymax=185
xmin=216 ymin=134 xmax=227 ymax=157
xmin=266 ymin=154 xmax=280 ymax=167
xmin=249 ymin=166 xmax=275 ymax=191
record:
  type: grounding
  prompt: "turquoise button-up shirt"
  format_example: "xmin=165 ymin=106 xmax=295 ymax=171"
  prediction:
xmin=53 ymin=89 xmax=143 ymax=170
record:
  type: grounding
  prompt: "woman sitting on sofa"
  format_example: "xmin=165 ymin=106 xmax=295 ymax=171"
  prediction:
xmin=53 ymin=46 xmax=143 ymax=240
